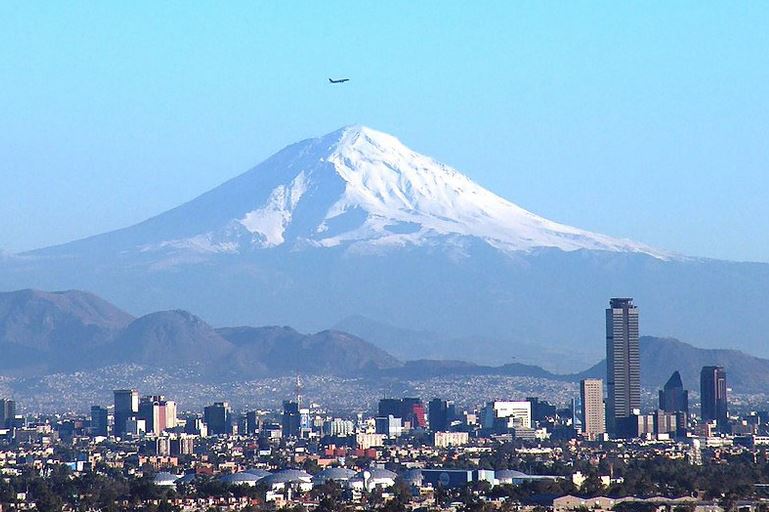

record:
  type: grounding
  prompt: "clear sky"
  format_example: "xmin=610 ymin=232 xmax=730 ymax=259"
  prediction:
xmin=1 ymin=2 xmax=768 ymax=261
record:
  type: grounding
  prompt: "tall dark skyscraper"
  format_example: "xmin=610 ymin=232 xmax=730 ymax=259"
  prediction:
xmin=91 ymin=405 xmax=109 ymax=437
xmin=113 ymin=389 xmax=139 ymax=437
xmin=282 ymin=400 xmax=301 ymax=438
xmin=659 ymin=371 xmax=689 ymax=414
xmin=429 ymin=398 xmax=454 ymax=432
xmin=701 ymin=366 xmax=728 ymax=430
xmin=378 ymin=398 xmax=403 ymax=418
xmin=606 ymin=298 xmax=640 ymax=435
xmin=0 ymin=399 xmax=16 ymax=428
xmin=246 ymin=411 xmax=261 ymax=435
xmin=204 ymin=402 xmax=232 ymax=435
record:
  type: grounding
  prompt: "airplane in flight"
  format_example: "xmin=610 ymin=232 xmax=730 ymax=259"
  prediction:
xmin=328 ymin=78 xmax=350 ymax=84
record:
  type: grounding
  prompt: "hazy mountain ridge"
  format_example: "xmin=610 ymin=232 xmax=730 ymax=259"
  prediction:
xmin=373 ymin=337 xmax=769 ymax=394
xmin=1 ymin=289 xmax=769 ymax=393
xmin=0 ymin=289 xmax=134 ymax=372
xmin=333 ymin=314 xmax=594 ymax=371
xmin=0 ymin=290 xmax=400 ymax=378
xmin=575 ymin=336 xmax=769 ymax=393
xmin=217 ymin=326 xmax=402 ymax=375
xmin=112 ymin=310 xmax=235 ymax=367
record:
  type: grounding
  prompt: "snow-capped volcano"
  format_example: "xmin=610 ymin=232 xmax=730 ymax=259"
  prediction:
xmin=131 ymin=125 xmax=664 ymax=258
xmin=7 ymin=126 xmax=769 ymax=369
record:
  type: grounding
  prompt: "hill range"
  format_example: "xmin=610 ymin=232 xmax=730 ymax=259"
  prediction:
xmin=2 ymin=289 xmax=768 ymax=394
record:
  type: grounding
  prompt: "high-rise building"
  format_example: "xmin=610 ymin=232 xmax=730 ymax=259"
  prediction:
xmin=183 ymin=414 xmax=208 ymax=436
xmin=282 ymin=401 xmax=301 ymax=438
xmin=580 ymin=379 xmax=605 ymax=440
xmin=409 ymin=403 xmax=427 ymax=429
xmin=245 ymin=411 xmax=261 ymax=435
xmin=375 ymin=415 xmax=403 ymax=437
xmin=606 ymin=298 xmax=640 ymax=435
xmin=653 ymin=410 xmax=679 ymax=436
xmin=138 ymin=395 xmax=177 ymax=436
xmin=0 ymin=399 xmax=17 ymax=428
xmin=113 ymin=389 xmax=139 ymax=437
xmin=659 ymin=371 xmax=689 ymax=414
xmin=428 ymin=398 xmax=454 ymax=432
xmin=204 ymin=401 xmax=232 ymax=435
xmin=400 ymin=397 xmax=422 ymax=425
xmin=376 ymin=397 xmax=426 ymax=429
xmin=323 ymin=418 xmax=355 ymax=437
xmin=299 ymin=408 xmax=311 ymax=437
xmin=91 ymin=405 xmax=109 ymax=437
xmin=527 ymin=397 xmax=557 ymax=424
xmin=701 ymin=366 xmax=728 ymax=430
xmin=170 ymin=435 xmax=195 ymax=456
xmin=377 ymin=398 xmax=402 ymax=418
xmin=481 ymin=401 xmax=532 ymax=433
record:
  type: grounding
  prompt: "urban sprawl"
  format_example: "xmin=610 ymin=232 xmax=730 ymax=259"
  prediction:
xmin=2 ymin=299 xmax=769 ymax=512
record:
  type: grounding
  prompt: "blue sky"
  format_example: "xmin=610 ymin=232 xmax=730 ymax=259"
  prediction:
xmin=1 ymin=2 xmax=768 ymax=261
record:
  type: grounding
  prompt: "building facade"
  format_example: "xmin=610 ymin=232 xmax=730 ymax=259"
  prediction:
xmin=659 ymin=371 xmax=689 ymax=414
xmin=481 ymin=401 xmax=532 ymax=433
xmin=204 ymin=401 xmax=232 ymax=435
xmin=282 ymin=401 xmax=301 ymax=438
xmin=580 ymin=378 xmax=605 ymax=440
xmin=0 ymin=399 xmax=16 ymax=428
xmin=700 ymin=366 xmax=728 ymax=430
xmin=138 ymin=395 xmax=177 ymax=436
xmin=113 ymin=389 xmax=139 ymax=437
xmin=605 ymin=298 xmax=640 ymax=435
xmin=90 ymin=405 xmax=109 ymax=437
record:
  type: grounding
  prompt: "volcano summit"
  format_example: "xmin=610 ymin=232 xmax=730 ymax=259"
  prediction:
xmin=32 ymin=126 xmax=665 ymax=259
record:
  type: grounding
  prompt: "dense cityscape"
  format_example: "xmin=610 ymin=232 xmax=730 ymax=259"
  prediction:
xmin=2 ymin=299 xmax=769 ymax=512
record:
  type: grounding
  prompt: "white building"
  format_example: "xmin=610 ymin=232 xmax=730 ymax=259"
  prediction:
xmin=323 ymin=418 xmax=355 ymax=437
xmin=482 ymin=401 xmax=532 ymax=430
xmin=433 ymin=431 xmax=469 ymax=447
xmin=375 ymin=415 xmax=402 ymax=437
xmin=124 ymin=418 xmax=146 ymax=437
xmin=356 ymin=433 xmax=385 ymax=449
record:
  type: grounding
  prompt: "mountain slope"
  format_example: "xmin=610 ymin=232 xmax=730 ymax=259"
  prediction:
xmin=0 ymin=289 xmax=134 ymax=372
xmin=0 ymin=288 xmax=406 ymax=377
xmin=110 ymin=310 xmax=235 ymax=367
xmin=374 ymin=359 xmax=558 ymax=380
xmin=218 ymin=326 xmax=402 ymax=377
xmin=333 ymin=314 xmax=595 ymax=371
xmin=575 ymin=336 xmax=769 ymax=393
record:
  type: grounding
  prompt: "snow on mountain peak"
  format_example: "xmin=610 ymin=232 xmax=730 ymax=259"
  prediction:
xmin=148 ymin=125 xmax=668 ymax=259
